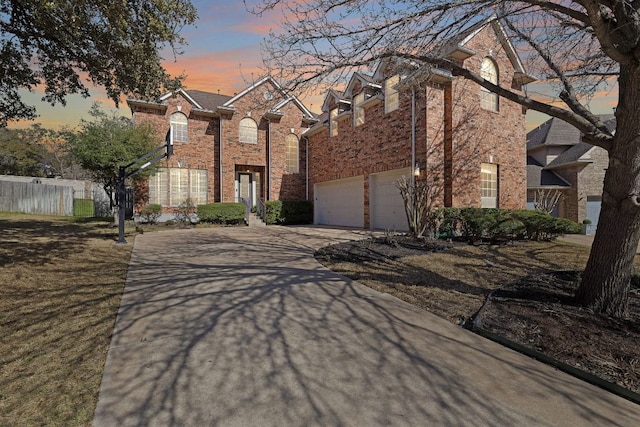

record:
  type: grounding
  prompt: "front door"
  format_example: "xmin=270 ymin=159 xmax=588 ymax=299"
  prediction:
xmin=237 ymin=172 xmax=253 ymax=208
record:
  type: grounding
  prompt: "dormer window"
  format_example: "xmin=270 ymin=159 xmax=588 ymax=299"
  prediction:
xmin=354 ymin=92 xmax=365 ymax=127
xmin=385 ymin=75 xmax=400 ymax=113
xmin=330 ymin=108 xmax=338 ymax=137
xmin=480 ymin=58 xmax=499 ymax=111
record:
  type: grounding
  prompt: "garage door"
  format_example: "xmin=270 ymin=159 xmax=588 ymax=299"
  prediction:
xmin=314 ymin=176 xmax=364 ymax=228
xmin=586 ymin=196 xmax=602 ymax=228
xmin=370 ymin=168 xmax=411 ymax=231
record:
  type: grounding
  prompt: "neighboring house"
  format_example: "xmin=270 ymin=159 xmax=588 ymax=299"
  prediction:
xmin=526 ymin=115 xmax=615 ymax=230
xmin=127 ymin=77 xmax=317 ymax=211
xmin=304 ymin=18 xmax=533 ymax=230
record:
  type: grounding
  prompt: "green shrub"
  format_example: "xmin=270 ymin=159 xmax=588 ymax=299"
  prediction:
xmin=510 ymin=210 xmax=581 ymax=240
xmin=264 ymin=200 xmax=281 ymax=225
xmin=73 ymin=199 xmax=94 ymax=217
xmin=140 ymin=203 xmax=162 ymax=224
xmin=458 ymin=207 xmax=498 ymax=242
xmin=437 ymin=207 xmax=461 ymax=238
xmin=439 ymin=208 xmax=581 ymax=243
xmin=264 ymin=200 xmax=313 ymax=225
xmin=197 ymin=202 xmax=245 ymax=225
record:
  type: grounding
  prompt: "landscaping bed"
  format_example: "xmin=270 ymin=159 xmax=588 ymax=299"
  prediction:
xmin=315 ymin=235 xmax=640 ymax=395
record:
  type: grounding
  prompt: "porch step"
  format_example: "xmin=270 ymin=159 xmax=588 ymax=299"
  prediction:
xmin=247 ymin=212 xmax=266 ymax=227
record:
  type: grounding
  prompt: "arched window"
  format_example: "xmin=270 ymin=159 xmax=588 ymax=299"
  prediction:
xmin=170 ymin=112 xmax=188 ymax=142
xmin=239 ymin=118 xmax=258 ymax=144
xmin=285 ymin=134 xmax=299 ymax=173
xmin=480 ymin=58 xmax=499 ymax=111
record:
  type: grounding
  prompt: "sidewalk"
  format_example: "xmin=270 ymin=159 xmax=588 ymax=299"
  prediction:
xmin=559 ymin=233 xmax=640 ymax=254
xmin=94 ymin=226 xmax=640 ymax=426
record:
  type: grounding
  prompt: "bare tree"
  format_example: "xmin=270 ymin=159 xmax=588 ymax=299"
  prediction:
xmin=251 ymin=0 xmax=639 ymax=317
xmin=396 ymin=175 xmax=440 ymax=239
xmin=534 ymin=189 xmax=563 ymax=215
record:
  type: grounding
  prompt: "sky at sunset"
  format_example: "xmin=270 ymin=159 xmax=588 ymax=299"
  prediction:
xmin=9 ymin=0 xmax=618 ymax=131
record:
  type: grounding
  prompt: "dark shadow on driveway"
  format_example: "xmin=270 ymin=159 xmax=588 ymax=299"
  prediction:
xmin=94 ymin=227 xmax=640 ymax=426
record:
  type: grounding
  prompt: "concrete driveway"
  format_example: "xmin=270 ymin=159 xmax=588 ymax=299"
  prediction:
xmin=94 ymin=226 xmax=640 ymax=426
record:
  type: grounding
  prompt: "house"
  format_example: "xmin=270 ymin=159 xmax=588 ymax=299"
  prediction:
xmin=303 ymin=18 xmax=534 ymax=230
xmin=127 ymin=76 xmax=317 ymax=211
xmin=127 ymin=18 xmax=533 ymax=231
xmin=526 ymin=115 xmax=614 ymax=230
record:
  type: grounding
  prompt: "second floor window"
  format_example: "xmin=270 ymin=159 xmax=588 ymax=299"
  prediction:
xmin=239 ymin=118 xmax=258 ymax=144
xmin=354 ymin=92 xmax=365 ymax=126
xmin=330 ymin=108 xmax=338 ymax=137
xmin=480 ymin=58 xmax=499 ymax=111
xmin=285 ymin=134 xmax=299 ymax=173
xmin=385 ymin=75 xmax=400 ymax=113
xmin=170 ymin=112 xmax=188 ymax=142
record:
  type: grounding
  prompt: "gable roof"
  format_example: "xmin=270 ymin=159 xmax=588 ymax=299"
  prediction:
xmin=184 ymin=90 xmax=232 ymax=110
xmin=321 ymin=89 xmax=349 ymax=113
xmin=344 ymin=72 xmax=382 ymax=97
xmin=439 ymin=17 xmax=536 ymax=85
xmin=527 ymin=114 xmax=615 ymax=151
xmin=221 ymin=75 xmax=316 ymax=119
xmin=130 ymin=76 xmax=315 ymax=120
xmin=544 ymin=142 xmax=596 ymax=169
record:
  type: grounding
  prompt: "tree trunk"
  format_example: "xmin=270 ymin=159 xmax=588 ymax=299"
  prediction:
xmin=575 ymin=64 xmax=640 ymax=317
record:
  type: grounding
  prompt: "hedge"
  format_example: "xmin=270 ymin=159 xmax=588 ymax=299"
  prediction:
xmin=264 ymin=200 xmax=313 ymax=225
xmin=438 ymin=207 xmax=581 ymax=242
xmin=197 ymin=202 xmax=245 ymax=225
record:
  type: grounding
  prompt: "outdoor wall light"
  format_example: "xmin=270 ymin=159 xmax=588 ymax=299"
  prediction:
xmin=414 ymin=162 xmax=421 ymax=176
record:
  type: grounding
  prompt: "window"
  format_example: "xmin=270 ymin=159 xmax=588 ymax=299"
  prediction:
xmin=481 ymin=163 xmax=498 ymax=208
xmin=149 ymin=168 xmax=208 ymax=206
xmin=330 ymin=108 xmax=338 ymax=137
xmin=170 ymin=112 xmax=188 ymax=142
xmin=239 ymin=118 xmax=258 ymax=144
xmin=354 ymin=92 xmax=365 ymax=126
xmin=285 ymin=134 xmax=299 ymax=173
xmin=385 ymin=75 xmax=400 ymax=113
xmin=480 ymin=58 xmax=499 ymax=111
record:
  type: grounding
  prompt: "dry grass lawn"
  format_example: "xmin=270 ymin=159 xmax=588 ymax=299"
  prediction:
xmin=0 ymin=213 xmax=133 ymax=426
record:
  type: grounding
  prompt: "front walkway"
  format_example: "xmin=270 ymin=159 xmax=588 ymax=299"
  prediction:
xmin=94 ymin=226 xmax=640 ymax=426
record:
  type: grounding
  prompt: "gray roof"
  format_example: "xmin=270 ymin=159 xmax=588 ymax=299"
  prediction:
xmin=527 ymin=115 xmax=615 ymax=150
xmin=527 ymin=156 xmax=571 ymax=187
xmin=545 ymin=142 xmax=594 ymax=169
xmin=185 ymin=90 xmax=233 ymax=110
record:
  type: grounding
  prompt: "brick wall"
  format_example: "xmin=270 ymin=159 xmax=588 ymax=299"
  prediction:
xmin=131 ymin=81 xmax=310 ymax=211
xmin=307 ymin=23 xmax=528 ymax=228
xmin=448 ymin=25 xmax=527 ymax=209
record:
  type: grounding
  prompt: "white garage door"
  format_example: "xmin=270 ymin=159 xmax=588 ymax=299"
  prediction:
xmin=370 ymin=168 xmax=411 ymax=231
xmin=314 ymin=176 xmax=364 ymax=228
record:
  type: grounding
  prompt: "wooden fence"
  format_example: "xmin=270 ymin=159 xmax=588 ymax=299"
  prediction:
xmin=0 ymin=180 xmax=74 ymax=216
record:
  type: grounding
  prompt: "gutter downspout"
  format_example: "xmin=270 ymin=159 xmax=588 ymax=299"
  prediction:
xmin=411 ymin=87 xmax=416 ymax=186
xmin=305 ymin=137 xmax=309 ymax=201
xmin=267 ymin=118 xmax=271 ymax=200
xmin=219 ymin=116 xmax=224 ymax=202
